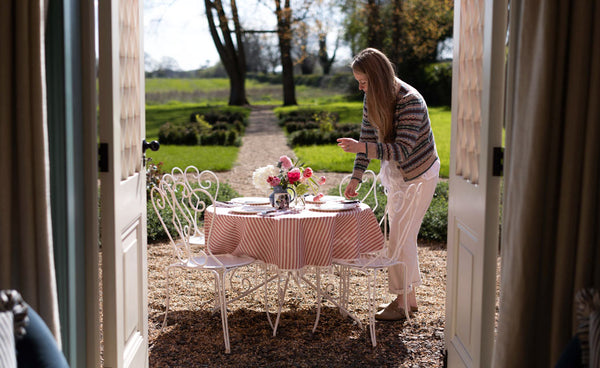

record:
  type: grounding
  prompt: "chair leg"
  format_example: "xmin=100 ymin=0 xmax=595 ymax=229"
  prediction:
xmin=273 ymin=271 xmax=291 ymax=337
xmin=215 ymin=271 xmax=231 ymax=354
xmin=336 ymin=265 xmax=350 ymax=317
xmin=161 ymin=268 xmax=172 ymax=330
xmin=401 ymin=264 xmax=410 ymax=321
xmin=263 ymin=264 xmax=275 ymax=331
xmin=312 ymin=268 xmax=322 ymax=333
xmin=367 ymin=270 xmax=377 ymax=347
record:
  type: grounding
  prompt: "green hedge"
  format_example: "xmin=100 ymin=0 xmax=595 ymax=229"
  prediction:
xmin=277 ymin=109 xmax=362 ymax=146
xmin=157 ymin=109 xmax=247 ymax=146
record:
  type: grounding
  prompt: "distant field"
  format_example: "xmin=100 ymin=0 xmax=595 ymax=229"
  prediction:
xmin=145 ymin=77 xmax=346 ymax=106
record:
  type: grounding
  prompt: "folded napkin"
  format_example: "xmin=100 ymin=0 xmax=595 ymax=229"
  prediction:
xmin=214 ymin=201 xmax=241 ymax=208
xmin=260 ymin=208 xmax=302 ymax=216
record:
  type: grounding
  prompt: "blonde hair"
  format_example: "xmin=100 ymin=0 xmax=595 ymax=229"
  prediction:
xmin=351 ymin=48 xmax=397 ymax=143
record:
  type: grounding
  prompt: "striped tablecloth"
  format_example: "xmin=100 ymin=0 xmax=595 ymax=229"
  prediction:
xmin=205 ymin=203 xmax=384 ymax=270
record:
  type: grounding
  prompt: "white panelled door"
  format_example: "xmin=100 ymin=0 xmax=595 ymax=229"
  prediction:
xmin=99 ymin=0 xmax=148 ymax=367
xmin=445 ymin=0 xmax=506 ymax=367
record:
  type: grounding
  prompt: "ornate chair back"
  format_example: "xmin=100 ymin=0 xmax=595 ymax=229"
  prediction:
xmin=169 ymin=166 xmax=220 ymax=245
xmin=150 ymin=173 xmax=222 ymax=267
xmin=338 ymin=169 xmax=379 ymax=211
xmin=381 ymin=182 xmax=423 ymax=262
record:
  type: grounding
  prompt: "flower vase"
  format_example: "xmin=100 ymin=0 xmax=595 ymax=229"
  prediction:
xmin=269 ymin=185 xmax=295 ymax=210
xmin=294 ymin=195 xmax=306 ymax=210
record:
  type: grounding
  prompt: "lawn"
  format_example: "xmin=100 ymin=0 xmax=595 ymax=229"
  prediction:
xmin=144 ymin=78 xmax=451 ymax=177
xmin=292 ymin=105 xmax=451 ymax=177
xmin=145 ymin=145 xmax=238 ymax=172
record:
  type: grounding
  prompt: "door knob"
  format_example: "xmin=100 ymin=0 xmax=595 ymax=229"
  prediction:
xmin=142 ymin=139 xmax=160 ymax=153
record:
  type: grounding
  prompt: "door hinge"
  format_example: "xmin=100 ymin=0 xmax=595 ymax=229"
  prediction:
xmin=493 ymin=147 xmax=504 ymax=176
xmin=98 ymin=143 xmax=109 ymax=172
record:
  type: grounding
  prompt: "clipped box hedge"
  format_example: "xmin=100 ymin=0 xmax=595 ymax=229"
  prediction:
xmin=157 ymin=108 xmax=248 ymax=146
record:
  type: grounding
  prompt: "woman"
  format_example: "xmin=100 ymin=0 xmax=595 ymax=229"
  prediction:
xmin=337 ymin=48 xmax=440 ymax=321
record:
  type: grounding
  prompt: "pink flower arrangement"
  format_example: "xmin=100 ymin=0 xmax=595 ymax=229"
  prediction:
xmin=252 ymin=155 xmax=324 ymax=197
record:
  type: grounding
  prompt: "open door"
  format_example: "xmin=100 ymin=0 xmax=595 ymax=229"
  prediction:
xmin=445 ymin=0 xmax=507 ymax=366
xmin=98 ymin=0 xmax=148 ymax=366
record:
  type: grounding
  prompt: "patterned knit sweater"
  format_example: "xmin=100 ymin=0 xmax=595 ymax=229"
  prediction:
xmin=352 ymin=79 xmax=438 ymax=182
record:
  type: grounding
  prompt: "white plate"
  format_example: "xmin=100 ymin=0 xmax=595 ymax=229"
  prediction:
xmin=305 ymin=195 xmax=344 ymax=204
xmin=230 ymin=197 xmax=271 ymax=206
xmin=229 ymin=205 xmax=273 ymax=215
xmin=309 ymin=202 xmax=359 ymax=212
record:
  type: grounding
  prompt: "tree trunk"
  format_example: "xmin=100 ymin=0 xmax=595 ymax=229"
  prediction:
xmin=389 ymin=0 xmax=403 ymax=68
xmin=275 ymin=0 xmax=297 ymax=106
xmin=205 ymin=0 xmax=248 ymax=106
xmin=318 ymin=33 xmax=337 ymax=75
xmin=366 ymin=0 xmax=383 ymax=50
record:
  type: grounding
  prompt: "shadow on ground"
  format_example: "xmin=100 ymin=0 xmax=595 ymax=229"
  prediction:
xmin=149 ymin=307 xmax=418 ymax=367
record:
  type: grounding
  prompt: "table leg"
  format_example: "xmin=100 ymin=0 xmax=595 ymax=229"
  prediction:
xmin=300 ymin=268 xmax=363 ymax=329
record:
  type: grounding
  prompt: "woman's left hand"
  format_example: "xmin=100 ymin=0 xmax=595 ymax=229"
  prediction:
xmin=337 ymin=138 xmax=361 ymax=153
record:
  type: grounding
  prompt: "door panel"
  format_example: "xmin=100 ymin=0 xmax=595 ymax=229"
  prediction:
xmin=99 ymin=0 xmax=148 ymax=366
xmin=445 ymin=0 xmax=506 ymax=367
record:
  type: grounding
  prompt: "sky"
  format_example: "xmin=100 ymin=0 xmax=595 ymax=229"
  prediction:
xmin=143 ymin=0 xmax=353 ymax=72
xmin=144 ymin=0 xmax=279 ymax=71
xmin=144 ymin=0 xmax=217 ymax=70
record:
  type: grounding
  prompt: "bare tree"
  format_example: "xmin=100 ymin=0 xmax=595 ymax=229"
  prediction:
xmin=366 ymin=0 xmax=384 ymax=50
xmin=205 ymin=0 xmax=248 ymax=105
xmin=310 ymin=0 xmax=341 ymax=75
xmin=295 ymin=21 xmax=317 ymax=75
xmin=274 ymin=0 xmax=297 ymax=105
xmin=317 ymin=31 xmax=338 ymax=75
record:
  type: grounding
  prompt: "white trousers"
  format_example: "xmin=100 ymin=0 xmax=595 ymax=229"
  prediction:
xmin=380 ymin=159 xmax=440 ymax=295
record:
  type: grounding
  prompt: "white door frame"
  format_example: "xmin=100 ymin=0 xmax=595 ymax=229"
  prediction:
xmin=98 ymin=0 xmax=149 ymax=366
xmin=445 ymin=0 xmax=507 ymax=366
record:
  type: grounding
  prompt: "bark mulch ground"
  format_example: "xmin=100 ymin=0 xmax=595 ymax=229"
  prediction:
xmin=147 ymin=242 xmax=447 ymax=367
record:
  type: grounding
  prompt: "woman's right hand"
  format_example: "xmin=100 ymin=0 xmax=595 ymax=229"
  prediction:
xmin=344 ymin=179 xmax=360 ymax=198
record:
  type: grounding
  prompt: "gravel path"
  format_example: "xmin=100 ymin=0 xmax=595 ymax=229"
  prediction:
xmin=147 ymin=106 xmax=447 ymax=367
xmin=217 ymin=105 xmax=348 ymax=197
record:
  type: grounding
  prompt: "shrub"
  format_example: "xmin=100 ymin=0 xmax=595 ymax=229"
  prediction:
xmin=418 ymin=181 xmax=448 ymax=242
xmin=158 ymin=110 xmax=245 ymax=146
xmin=278 ymin=108 xmax=361 ymax=146
xmin=284 ymin=121 xmax=320 ymax=134
xmin=157 ymin=122 xmax=200 ymax=145
xmin=288 ymin=126 xmax=360 ymax=146
xmin=191 ymin=110 xmax=248 ymax=126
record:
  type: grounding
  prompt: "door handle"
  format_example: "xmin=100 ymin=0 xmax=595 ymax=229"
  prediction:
xmin=142 ymin=139 xmax=160 ymax=166
xmin=142 ymin=139 xmax=160 ymax=154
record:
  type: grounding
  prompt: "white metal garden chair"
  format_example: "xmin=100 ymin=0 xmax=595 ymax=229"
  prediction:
xmin=169 ymin=166 xmax=220 ymax=245
xmin=150 ymin=173 xmax=255 ymax=354
xmin=338 ymin=169 xmax=379 ymax=211
xmin=334 ymin=182 xmax=423 ymax=347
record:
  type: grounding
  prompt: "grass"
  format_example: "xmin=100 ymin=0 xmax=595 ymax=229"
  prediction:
xmin=144 ymin=78 xmax=451 ymax=177
xmin=429 ymin=106 xmax=451 ymax=178
xmin=274 ymin=101 xmax=363 ymax=124
xmin=291 ymin=105 xmax=450 ymax=177
xmin=145 ymin=78 xmax=347 ymax=106
xmin=295 ymin=144 xmax=381 ymax=173
xmin=145 ymin=103 xmax=250 ymax=139
xmin=145 ymin=145 xmax=238 ymax=172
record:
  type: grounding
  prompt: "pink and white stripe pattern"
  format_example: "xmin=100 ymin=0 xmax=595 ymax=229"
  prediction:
xmin=206 ymin=204 xmax=384 ymax=270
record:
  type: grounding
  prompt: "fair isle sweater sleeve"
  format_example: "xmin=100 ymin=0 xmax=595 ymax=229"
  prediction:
xmin=351 ymin=103 xmax=378 ymax=182
xmin=352 ymin=82 xmax=438 ymax=182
